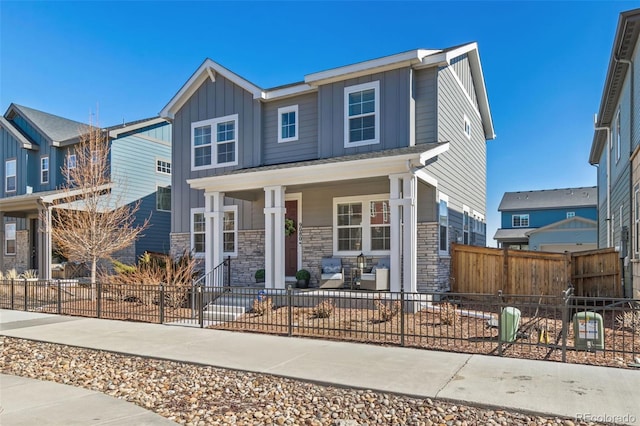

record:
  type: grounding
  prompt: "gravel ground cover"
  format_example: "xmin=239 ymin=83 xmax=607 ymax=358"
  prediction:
xmin=1 ymin=336 xmax=604 ymax=426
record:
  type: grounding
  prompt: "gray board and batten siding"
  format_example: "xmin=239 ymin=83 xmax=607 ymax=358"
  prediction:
xmin=171 ymin=73 xmax=260 ymax=233
xmin=318 ymin=68 xmax=411 ymax=158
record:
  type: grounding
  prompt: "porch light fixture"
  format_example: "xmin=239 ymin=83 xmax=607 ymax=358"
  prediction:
xmin=357 ymin=252 xmax=365 ymax=270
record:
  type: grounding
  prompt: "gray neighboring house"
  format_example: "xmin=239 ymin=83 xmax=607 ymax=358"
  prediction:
xmin=160 ymin=42 xmax=495 ymax=292
xmin=494 ymin=187 xmax=598 ymax=253
xmin=589 ymin=8 xmax=640 ymax=298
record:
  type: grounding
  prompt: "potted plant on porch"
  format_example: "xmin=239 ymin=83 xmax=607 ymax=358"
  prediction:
xmin=254 ymin=268 xmax=265 ymax=284
xmin=295 ymin=269 xmax=311 ymax=288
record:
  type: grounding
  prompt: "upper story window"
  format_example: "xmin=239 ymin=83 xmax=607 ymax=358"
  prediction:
xmin=191 ymin=114 xmax=238 ymax=171
xmin=278 ymin=105 xmax=298 ymax=143
xmin=512 ymin=214 xmax=529 ymax=228
xmin=566 ymin=211 xmax=575 ymax=219
xmin=463 ymin=115 xmax=471 ymax=139
xmin=41 ymin=157 xmax=49 ymax=184
xmin=5 ymin=159 xmax=16 ymax=192
xmin=344 ymin=81 xmax=380 ymax=147
xmin=156 ymin=186 xmax=171 ymax=211
xmin=156 ymin=159 xmax=171 ymax=175
xmin=67 ymin=154 xmax=77 ymax=170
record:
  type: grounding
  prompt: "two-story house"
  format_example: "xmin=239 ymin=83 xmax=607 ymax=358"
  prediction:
xmin=0 ymin=104 xmax=172 ymax=279
xmin=589 ymin=8 xmax=640 ymax=298
xmin=493 ymin=187 xmax=598 ymax=252
xmin=160 ymin=42 xmax=495 ymax=293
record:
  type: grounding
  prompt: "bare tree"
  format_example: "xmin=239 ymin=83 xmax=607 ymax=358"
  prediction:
xmin=45 ymin=123 xmax=149 ymax=285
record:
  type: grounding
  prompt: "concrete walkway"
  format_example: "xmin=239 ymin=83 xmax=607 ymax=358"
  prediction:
xmin=1 ymin=309 xmax=639 ymax=425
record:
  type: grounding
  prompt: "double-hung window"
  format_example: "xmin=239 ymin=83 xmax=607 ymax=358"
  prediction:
xmin=334 ymin=195 xmax=390 ymax=254
xmin=191 ymin=206 xmax=238 ymax=257
xmin=5 ymin=222 xmax=16 ymax=255
xmin=41 ymin=157 xmax=49 ymax=184
xmin=512 ymin=214 xmax=529 ymax=227
xmin=191 ymin=114 xmax=238 ymax=170
xmin=5 ymin=159 xmax=16 ymax=192
xmin=67 ymin=154 xmax=77 ymax=170
xmin=277 ymin=105 xmax=298 ymax=143
xmin=344 ymin=81 xmax=379 ymax=147
xmin=156 ymin=186 xmax=171 ymax=211
xmin=462 ymin=206 xmax=470 ymax=244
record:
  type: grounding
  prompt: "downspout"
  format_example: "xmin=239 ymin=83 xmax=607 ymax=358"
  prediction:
xmin=594 ymin=123 xmax=611 ymax=247
xmin=616 ymin=55 xmax=634 ymax=297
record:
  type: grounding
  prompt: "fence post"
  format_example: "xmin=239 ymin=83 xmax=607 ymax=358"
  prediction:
xmin=497 ymin=290 xmax=503 ymax=357
xmin=159 ymin=283 xmax=165 ymax=324
xmin=287 ymin=285 xmax=293 ymax=337
xmin=10 ymin=278 xmax=15 ymax=310
xmin=400 ymin=288 xmax=405 ymax=347
xmin=561 ymin=286 xmax=573 ymax=363
xmin=96 ymin=282 xmax=102 ymax=319
xmin=198 ymin=285 xmax=204 ymax=328
xmin=57 ymin=280 xmax=62 ymax=314
xmin=23 ymin=278 xmax=28 ymax=311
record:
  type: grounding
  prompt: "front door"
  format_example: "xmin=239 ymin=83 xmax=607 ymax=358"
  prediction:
xmin=285 ymin=200 xmax=298 ymax=276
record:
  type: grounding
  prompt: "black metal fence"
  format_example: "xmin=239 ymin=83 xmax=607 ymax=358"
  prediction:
xmin=1 ymin=279 xmax=638 ymax=367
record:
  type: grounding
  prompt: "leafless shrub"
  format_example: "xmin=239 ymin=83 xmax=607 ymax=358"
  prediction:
xmin=252 ymin=297 xmax=273 ymax=316
xmin=312 ymin=299 xmax=335 ymax=318
xmin=439 ymin=302 xmax=459 ymax=326
xmin=616 ymin=310 xmax=640 ymax=336
xmin=374 ymin=298 xmax=401 ymax=322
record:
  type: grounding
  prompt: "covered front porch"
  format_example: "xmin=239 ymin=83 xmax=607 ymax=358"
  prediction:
xmin=188 ymin=144 xmax=449 ymax=293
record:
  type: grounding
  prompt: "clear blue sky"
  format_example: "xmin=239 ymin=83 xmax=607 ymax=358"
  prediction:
xmin=1 ymin=1 xmax=638 ymax=245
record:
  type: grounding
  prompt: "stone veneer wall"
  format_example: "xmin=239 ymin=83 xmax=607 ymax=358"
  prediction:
xmin=416 ymin=222 xmax=450 ymax=292
xmin=300 ymin=226 xmax=333 ymax=287
xmin=233 ymin=230 xmax=265 ymax=285
xmin=170 ymin=233 xmax=191 ymax=258
xmin=2 ymin=230 xmax=29 ymax=273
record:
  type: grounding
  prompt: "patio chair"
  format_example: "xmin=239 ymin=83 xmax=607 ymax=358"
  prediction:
xmin=319 ymin=258 xmax=344 ymax=289
xmin=360 ymin=257 xmax=390 ymax=291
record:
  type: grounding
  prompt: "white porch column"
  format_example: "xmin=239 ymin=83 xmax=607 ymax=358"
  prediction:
xmin=264 ymin=185 xmax=286 ymax=289
xmin=204 ymin=191 xmax=224 ymax=286
xmin=389 ymin=173 xmax=417 ymax=293
xmin=37 ymin=204 xmax=52 ymax=281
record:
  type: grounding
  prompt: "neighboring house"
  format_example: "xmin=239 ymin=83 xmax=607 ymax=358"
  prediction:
xmin=493 ymin=187 xmax=598 ymax=253
xmin=589 ymin=8 xmax=640 ymax=298
xmin=0 ymin=104 xmax=172 ymax=279
xmin=160 ymin=42 xmax=495 ymax=293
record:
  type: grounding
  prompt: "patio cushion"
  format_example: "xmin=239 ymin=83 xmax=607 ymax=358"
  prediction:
xmin=322 ymin=265 xmax=341 ymax=274
xmin=321 ymin=272 xmax=343 ymax=280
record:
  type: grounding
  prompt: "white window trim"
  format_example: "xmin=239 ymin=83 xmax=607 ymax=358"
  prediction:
xmin=191 ymin=113 xmax=239 ymax=171
xmin=438 ymin=192 xmax=449 ymax=255
xmin=616 ymin=109 xmax=621 ymax=163
xmin=156 ymin=185 xmax=171 ymax=212
xmin=277 ymin=105 xmax=298 ymax=143
xmin=223 ymin=205 xmax=238 ymax=257
xmin=566 ymin=211 xmax=575 ymax=219
xmin=190 ymin=206 xmax=238 ymax=258
xmin=512 ymin=214 xmax=530 ymax=228
xmin=5 ymin=222 xmax=16 ymax=256
xmin=472 ymin=210 xmax=485 ymax=236
xmin=463 ymin=114 xmax=471 ymax=139
xmin=462 ymin=205 xmax=470 ymax=244
xmin=332 ymin=193 xmax=390 ymax=256
xmin=191 ymin=207 xmax=205 ymax=259
xmin=67 ymin=154 xmax=77 ymax=169
xmin=343 ymin=80 xmax=380 ymax=148
xmin=41 ymin=156 xmax=49 ymax=184
xmin=5 ymin=159 xmax=16 ymax=193
xmin=156 ymin=158 xmax=171 ymax=175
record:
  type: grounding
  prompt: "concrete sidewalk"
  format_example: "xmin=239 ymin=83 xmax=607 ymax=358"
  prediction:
xmin=1 ymin=309 xmax=639 ymax=425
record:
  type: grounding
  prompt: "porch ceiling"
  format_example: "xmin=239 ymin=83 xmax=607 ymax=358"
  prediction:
xmin=188 ymin=143 xmax=448 ymax=193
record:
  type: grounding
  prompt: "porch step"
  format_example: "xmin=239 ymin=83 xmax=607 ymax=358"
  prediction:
xmin=202 ymin=304 xmax=246 ymax=322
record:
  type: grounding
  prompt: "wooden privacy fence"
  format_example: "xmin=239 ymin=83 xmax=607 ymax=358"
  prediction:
xmin=451 ymin=244 xmax=621 ymax=297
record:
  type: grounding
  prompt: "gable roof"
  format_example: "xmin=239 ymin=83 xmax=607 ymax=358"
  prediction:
xmin=107 ymin=117 xmax=167 ymax=139
xmin=160 ymin=43 xmax=495 ymax=140
xmin=590 ymin=8 xmax=640 ymax=164
xmin=0 ymin=115 xmax=38 ymax=150
xmin=498 ymin=186 xmax=597 ymax=211
xmin=525 ymin=216 xmax=597 ymax=237
xmin=6 ymin=104 xmax=87 ymax=146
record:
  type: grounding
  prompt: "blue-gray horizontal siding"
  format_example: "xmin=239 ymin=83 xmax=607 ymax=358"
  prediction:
xmin=317 ymin=68 xmax=410 ymax=158
xmin=262 ymin=92 xmax=318 ymax=165
xmin=172 ymin=74 xmax=260 ymax=234
xmin=111 ymin=124 xmax=172 ymax=257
